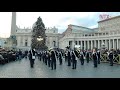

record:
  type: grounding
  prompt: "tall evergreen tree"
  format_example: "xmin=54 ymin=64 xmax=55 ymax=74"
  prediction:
xmin=31 ymin=17 xmax=48 ymax=50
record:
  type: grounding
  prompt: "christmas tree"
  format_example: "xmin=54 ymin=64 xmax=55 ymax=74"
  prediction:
xmin=31 ymin=17 xmax=48 ymax=50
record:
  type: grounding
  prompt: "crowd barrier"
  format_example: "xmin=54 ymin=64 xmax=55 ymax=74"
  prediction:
xmin=89 ymin=54 xmax=120 ymax=65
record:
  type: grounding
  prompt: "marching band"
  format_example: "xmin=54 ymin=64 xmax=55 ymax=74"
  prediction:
xmin=0 ymin=47 xmax=118 ymax=69
xmin=27 ymin=46 xmax=119 ymax=70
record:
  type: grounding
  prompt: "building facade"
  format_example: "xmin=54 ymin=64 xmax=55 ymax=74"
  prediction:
xmin=15 ymin=26 xmax=61 ymax=50
xmin=10 ymin=12 xmax=120 ymax=51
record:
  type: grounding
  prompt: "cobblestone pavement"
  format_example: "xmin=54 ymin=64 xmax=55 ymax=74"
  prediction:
xmin=0 ymin=58 xmax=120 ymax=78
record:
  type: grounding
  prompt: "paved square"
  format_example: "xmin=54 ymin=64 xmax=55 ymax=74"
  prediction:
xmin=0 ymin=58 xmax=120 ymax=78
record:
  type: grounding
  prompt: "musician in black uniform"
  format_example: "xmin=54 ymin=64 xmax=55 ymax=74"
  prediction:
xmin=108 ymin=50 xmax=114 ymax=66
xmin=47 ymin=51 xmax=51 ymax=67
xmin=45 ymin=51 xmax=48 ymax=65
xmin=72 ymin=50 xmax=77 ymax=69
xmin=92 ymin=48 xmax=98 ymax=68
xmin=67 ymin=50 xmax=71 ymax=66
xmin=42 ymin=51 xmax=45 ymax=63
xmin=97 ymin=49 xmax=101 ymax=64
xmin=65 ymin=51 xmax=67 ymax=62
xmin=29 ymin=49 xmax=36 ymax=68
xmin=51 ymin=50 xmax=57 ymax=70
xmin=39 ymin=51 xmax=42 ymax=61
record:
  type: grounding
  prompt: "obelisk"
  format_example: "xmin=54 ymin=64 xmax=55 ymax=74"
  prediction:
xmin=11 ymin=12 xmax=16 ymax=36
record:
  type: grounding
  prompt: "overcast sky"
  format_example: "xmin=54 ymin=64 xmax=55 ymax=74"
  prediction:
xmin=0 ymin=12 xmax=120 ymax=38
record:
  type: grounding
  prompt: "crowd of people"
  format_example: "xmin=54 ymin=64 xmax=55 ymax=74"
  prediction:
xmin=0 ymin=48 xmax=28 ymax=65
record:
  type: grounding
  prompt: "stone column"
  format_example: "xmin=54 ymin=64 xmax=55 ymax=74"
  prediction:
xmin=105 ymin=39 xmax=107 ymax=49
xmin=98 ymin=40 xmax=100 ymax=49
xmin=84 ymin=40 xmax=86 ymax=50
xmin=91 ymin=40 xmax=93 ymax=50
xmin=88 ymin=40 xmax=89 ymax=50
xmin=113 ymin=39 xmax=114 ymax=49
xmin=109 ymin=39 xmax=111 ymax=50
xmin=81 ymin=40 xmax=83 ymax=50
xmin=94 ymin=40 xmax=96 ymax=48
xmin=117 ymin=39 xmax=119 ymax=49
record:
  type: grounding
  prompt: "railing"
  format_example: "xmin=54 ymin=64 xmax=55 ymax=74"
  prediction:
xmin=89 ymin=54 xmax=120 ymax=65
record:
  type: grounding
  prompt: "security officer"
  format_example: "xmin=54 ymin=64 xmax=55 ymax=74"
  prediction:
xmin=92 ymin=48 xmax=98 ymax=68
xmin=97 ymin=49 xmax=101 ymax=64
xmin=108 ymin=50 xmax=114 ymax=66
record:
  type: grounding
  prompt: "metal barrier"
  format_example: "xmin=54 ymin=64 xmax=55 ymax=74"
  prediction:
xmin=113 ymin=54 xmax=120 ymax=64
xmin=118 ymin=54 xmax=120 ymax=64
xmin=100 ymin=54 xmax=109 ymax=63
xmin=89 ymin=53 xmax=120 ymax=65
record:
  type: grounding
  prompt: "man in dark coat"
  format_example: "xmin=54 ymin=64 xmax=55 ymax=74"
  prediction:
xmin=109 ymin=51 xmax=114 ymax=66
xmin=29 ymin=49 xmax=36 ymax=68
xmin=51 ymin=50 xmax=57 ymax=70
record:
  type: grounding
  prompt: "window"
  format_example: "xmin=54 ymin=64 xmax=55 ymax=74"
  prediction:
xmin=25 ymin=40 xmax=28 ymax=46
xmin=79 ymin=41 xmax=81 ymax=45
xmin=85 ymin=34 xmax=88 ymax=36
xmin=75 ymin=41 xmax=77 ymax=45
xmin=53 ymin=41 xmax=56 ymax=47
xmin=53 ymin=30 xmax=55 ymax=33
